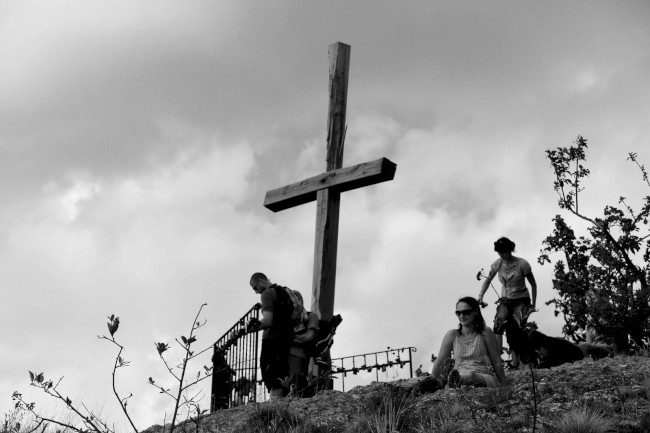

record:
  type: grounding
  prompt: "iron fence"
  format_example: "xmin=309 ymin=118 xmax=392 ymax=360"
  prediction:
xmin=330 ymin=346 xmax=417 ymax=391
xmin=210 ymin=304 xmax=417 ymax=407
xmin=210 ymin=303 xmax=262 ymax=411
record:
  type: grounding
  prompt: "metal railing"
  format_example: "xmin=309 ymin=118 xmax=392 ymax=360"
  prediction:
xmin=210 ymin=304 xmax=418 ymax=406
xmin=210 ymin=303 xmax=261 ymax=411
xmin=330 ymin=346 xmax=417 ymax=391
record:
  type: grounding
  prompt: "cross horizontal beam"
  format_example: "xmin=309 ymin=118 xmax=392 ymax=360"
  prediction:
xmin=263 ymin=157 xmax=397 ymax=212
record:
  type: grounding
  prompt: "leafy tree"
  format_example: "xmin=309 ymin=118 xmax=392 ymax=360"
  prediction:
xmin=538 ymin=136 xmax=650 ymax=353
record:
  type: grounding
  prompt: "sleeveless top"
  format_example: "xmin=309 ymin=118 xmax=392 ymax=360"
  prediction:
xmin=453 ymin=331 xmax=494 ymax=376
xmin=490 ymin=257 xmax=532 ymax=300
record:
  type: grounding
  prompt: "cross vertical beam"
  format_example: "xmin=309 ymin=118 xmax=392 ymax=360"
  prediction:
xmin=262 ymin=41 xmax=396 ymax=320
xmin=312 ymin=42 xmax=350 ymax=321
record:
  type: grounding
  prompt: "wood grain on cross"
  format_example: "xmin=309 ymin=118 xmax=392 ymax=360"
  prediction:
xmin=263 ymin=42 xmax=397 ymax=321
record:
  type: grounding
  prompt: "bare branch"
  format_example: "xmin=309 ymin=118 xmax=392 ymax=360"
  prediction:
xmin=158 ymin=355 xmax=181 ymax=381
xmin=163 ymin=303 xmax=208 ymax=433
xmin=180 ymin=370 xmax=213 ymax=393
xmin=628 ymin=152 xmax=650 ymax=188
xmin=100 ymin=332 xmax=139 ymax=433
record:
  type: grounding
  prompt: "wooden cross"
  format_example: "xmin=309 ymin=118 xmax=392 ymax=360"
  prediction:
xmin=263 ymin=42 xmax=397 ymax=322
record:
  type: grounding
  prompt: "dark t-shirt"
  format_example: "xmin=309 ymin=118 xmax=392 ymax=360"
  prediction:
xmin=260 ymin=284 xmax=293 ymax=340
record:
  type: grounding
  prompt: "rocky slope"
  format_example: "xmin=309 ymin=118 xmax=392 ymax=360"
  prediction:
xmin=144 ymin=355 xmax=650 ymax=433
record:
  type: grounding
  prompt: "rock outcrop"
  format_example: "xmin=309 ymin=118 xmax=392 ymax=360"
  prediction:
xmin=144 ymin=355 xmax=650 ymax=433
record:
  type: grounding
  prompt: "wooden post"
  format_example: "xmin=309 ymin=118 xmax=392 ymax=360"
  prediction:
xmin=312 ymin=42 xmax=350 ymax=321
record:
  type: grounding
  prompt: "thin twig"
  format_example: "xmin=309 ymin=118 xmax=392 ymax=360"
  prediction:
xmin=44 ymin=385 xmax=105 ymax=433
xmin=99 ymin=335 xmax=139 ymax=433
xmin=159 ymin=356 xmax=181 ymax=381
xmin=169 ymin=303 xmax=207 ymax=433
xmin=528 ymin=362 xmax=538 ymax=433
xmin=23 ymin=418 xmax=46 ymax=433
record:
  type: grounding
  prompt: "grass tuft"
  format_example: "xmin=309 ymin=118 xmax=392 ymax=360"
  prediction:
xmin=360 ymin=385 xmax=417 ymax=433
xmin=232 ymin=402 xmax=302 ymax=433
xmin=418 ymin=418 xmax=465 ymax=433
xmin=549 ymin=404 xmax=616 ymax=433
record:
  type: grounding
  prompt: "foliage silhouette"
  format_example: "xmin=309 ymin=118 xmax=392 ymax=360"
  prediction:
xmin=539 ymin=136 xmax=650 ymax=353
xmin=13 ymin=304 xmax=216 ymax=433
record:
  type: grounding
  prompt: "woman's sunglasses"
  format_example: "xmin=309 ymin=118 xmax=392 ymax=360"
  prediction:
xmin=455 ymin=309 xmax=474 ymax=317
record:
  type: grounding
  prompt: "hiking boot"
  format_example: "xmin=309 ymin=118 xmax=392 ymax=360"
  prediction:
xmin=418 ymin=376 xmax=443 ymax=393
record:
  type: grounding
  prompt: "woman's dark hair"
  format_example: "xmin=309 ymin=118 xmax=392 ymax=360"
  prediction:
xmin=456 ymin=296 xmax=486 ymax=334
xmin=494 ymin=237 xmax=516 ymax=254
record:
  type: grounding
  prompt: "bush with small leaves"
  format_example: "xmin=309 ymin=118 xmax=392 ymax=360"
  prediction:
xmin=540 ymin=137 xmax=650 ymax=353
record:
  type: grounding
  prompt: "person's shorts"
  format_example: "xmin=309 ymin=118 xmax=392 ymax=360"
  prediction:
xmin=493 ymin=297 xmax=531 ymax=335
xmin=260 ymin=338 xmax=291 ymax=391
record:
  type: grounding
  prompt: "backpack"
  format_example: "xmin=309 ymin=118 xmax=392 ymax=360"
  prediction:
xmin=272 ymin=284 xmax=306 ymax=329
xmin=312 ymin=314 xmax=343 ymax=363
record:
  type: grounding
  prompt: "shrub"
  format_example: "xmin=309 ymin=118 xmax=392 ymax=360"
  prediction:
xmin=540 ymin=137 xmax=650 ymax=353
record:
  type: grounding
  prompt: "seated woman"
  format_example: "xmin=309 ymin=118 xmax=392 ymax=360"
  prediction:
xmin=431 ymin=296 xmax=507 ymax=387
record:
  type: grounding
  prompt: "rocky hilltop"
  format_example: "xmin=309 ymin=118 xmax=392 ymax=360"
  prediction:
xmin=144 ymin=355 xmax=650 ymax=433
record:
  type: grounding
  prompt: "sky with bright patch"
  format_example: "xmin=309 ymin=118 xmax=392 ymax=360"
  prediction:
xmin=2 ymin=0 xmax=650 ymax=429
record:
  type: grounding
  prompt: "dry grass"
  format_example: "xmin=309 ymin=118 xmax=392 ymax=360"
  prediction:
xmin=547 ymin=404 xmax=616 ymax=433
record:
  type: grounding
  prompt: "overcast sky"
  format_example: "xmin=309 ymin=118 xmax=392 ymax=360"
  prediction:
xmin=2 ymin=0 xmax=650 ymax=429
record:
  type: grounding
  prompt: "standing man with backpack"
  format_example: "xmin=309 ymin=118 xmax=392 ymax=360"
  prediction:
xmin=249 ymin=272 xmax=297 ymax=398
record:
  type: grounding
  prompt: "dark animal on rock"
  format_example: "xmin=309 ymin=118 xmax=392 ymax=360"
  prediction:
xmin=527 ymin=330 xmax=584 ymax=368
xmin=503 ymin=309 xmax=584 ymax=368
xmin=578 ymin=342 xmax=615 ymax=361
xmin=500 ymin=304 xmax=534 ymax=364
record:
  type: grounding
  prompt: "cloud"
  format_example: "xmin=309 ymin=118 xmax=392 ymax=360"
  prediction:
xmin=0 ymin=1 xmax=250 ymax=201
xmin=1 ymin=2 xmax=229 ymax=107
xmin=3 ymin=1 xmax=650 ymax=427
xmin=0 ymin=136 xmax=258 ymax=406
